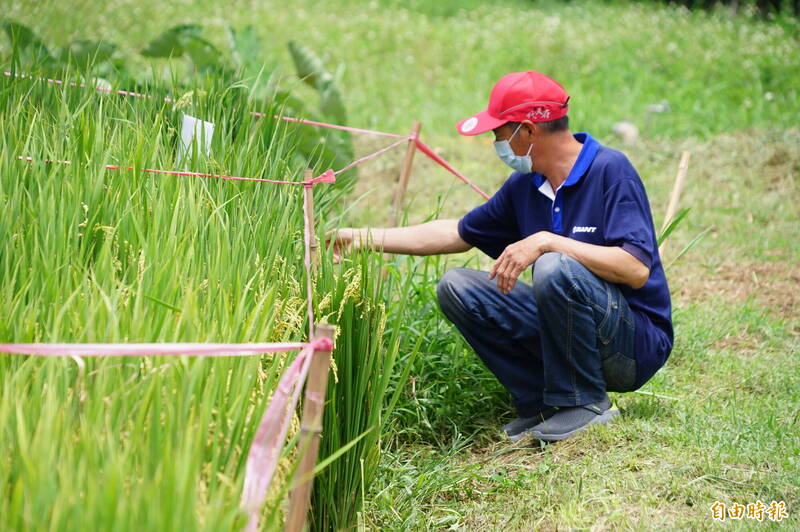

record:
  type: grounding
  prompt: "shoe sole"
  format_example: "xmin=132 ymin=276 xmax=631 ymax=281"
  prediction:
xmin=503 ymin=418 xmax=555 ymax=443
xmin=504 ymin=430 xmax=528 ymax=443
xmin=528 ymin=408 xmax=620 ymax=442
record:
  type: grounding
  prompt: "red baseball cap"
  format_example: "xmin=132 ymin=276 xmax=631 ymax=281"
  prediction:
xmin=456 ymin=71 xmax=570 ymax=136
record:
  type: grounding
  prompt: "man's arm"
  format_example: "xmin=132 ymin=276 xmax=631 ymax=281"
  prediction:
xmin=490 ymin=231 xmax=650 ymax=294
xmin=330 ymin=219 xmax=472 ymax=260
xmin=547 ymin=234 xmax=650 ymax=288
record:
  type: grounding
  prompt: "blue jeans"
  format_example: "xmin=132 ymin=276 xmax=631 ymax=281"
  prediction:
xmin=436 ymin=252 xmax=637 ymax=417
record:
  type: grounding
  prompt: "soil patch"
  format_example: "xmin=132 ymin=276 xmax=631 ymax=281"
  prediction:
xmin=671 ymin=259 xmax=800 ymax=320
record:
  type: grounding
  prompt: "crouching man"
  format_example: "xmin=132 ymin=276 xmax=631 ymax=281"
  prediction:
xmin=330 ymin=71 xmax=673 ymax=442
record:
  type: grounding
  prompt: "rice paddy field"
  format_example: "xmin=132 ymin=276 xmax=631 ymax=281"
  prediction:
xmin=1 ymin=0 xmax=799 ymax=530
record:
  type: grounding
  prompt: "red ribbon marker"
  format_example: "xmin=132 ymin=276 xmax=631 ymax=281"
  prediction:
xmin=333 ymin=137 xmax=410 ymax=177
xmin=4 ymin=71 xmax=168 ymax=101
xmin=414 ymin=138 xmax=491 ymax=200
xmin=260 ymin=113 xmax=408 ymax=139
xmin=17 ymin=156 xmax=337 ymax=187
xmin=0 ymin=342 xmax=313 ymax=357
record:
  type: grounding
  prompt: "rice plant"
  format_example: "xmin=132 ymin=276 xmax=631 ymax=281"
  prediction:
xmin=0 ymin=64 xmax=416 ymax=530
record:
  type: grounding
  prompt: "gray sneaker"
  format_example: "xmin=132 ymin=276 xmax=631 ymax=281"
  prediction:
xmin=528 ymin=397 xmax=619 ymax=442
xmin=501 ymin=406 xmax=559 ymax=442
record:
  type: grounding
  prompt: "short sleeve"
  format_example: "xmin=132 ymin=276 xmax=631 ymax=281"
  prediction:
xmin=458 ymin=178 xmax=520 ymax=259
xmin=604 ymin=178 xmax=656 ymax=269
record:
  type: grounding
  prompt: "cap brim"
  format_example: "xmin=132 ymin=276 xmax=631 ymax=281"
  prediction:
xmin=455 ymin=110 xmax=508 ymax=136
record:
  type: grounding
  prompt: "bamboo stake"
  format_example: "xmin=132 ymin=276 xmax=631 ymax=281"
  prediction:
xmin=389 ymin=121 xmax=421 ymax=227
xmin=285 ymin=323 xmax=335 ymax=532
xmin=659 ymin=151 xmax=691 ymax=256
xmin=303 ymin=169 xmax=318 ymax=272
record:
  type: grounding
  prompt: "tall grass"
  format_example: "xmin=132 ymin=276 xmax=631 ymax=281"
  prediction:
xmin=0 ymin=67 xmax=415 ymax=530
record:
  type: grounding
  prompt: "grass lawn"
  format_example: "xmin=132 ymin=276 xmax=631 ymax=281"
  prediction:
xmin=365 ymin=129 xmax=800 ymax=529
xmin=1 ymin=0 xmax=798 ymax=529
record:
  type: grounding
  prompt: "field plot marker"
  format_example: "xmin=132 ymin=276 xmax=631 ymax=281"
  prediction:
xmin=390 ymin=121 xmax=422 ymax=226
xmin=286 ymin=323 xmax=336 ymax=532
xmin=304 ymin=169 xmax=319 ymax=267
xmin=177 ymin=113 xmax=215 ymax=165
xmin=303 ymin=168 xmax=319 ymax=340
xmin=660 ymin=150 xmax=691 ymax=256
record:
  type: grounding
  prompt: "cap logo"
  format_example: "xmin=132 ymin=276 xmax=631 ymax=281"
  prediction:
xmin=461 ymin=117 xmax=478 ymax=133
xmin=527 ymin=108 xmax=551 ymax=120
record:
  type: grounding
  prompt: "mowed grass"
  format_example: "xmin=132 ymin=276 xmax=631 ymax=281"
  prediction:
xmin=2 ymin=0 xmax=799 ymax=530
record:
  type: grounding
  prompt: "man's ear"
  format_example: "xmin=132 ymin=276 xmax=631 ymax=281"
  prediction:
xmin=520 ymin=120 xmax=537 ymax=139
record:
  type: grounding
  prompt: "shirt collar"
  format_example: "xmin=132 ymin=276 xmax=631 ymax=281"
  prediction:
xmin=531 ymin=132 xmax=600 ymax=190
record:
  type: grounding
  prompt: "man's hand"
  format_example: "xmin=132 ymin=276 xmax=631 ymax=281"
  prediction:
xmin=326 ymin=228 xmax=360 ymax=264
xmin=489 ymin=231 xmax=554 ymax=294
xmin=325 ymin=220 xmax=470 ymax=260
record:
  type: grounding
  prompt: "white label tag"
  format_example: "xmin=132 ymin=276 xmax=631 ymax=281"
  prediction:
xmin=178 ymin=113 xmax=214 ymax=165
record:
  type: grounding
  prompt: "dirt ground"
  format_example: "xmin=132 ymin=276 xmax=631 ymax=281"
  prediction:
xmin=671 ymin=259 xmax=800 ymax=330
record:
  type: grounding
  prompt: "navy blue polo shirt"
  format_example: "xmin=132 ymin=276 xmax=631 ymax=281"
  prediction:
xmin=457 ymin=132 xmax=672 ymax=389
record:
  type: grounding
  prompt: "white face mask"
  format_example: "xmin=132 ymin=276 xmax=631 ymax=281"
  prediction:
xmin=494 ymin=123 xmax=533 ymax=173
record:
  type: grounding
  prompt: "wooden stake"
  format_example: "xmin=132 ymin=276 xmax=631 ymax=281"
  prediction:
xmin=659 ymin=151 xmax=691 ymax=256
xmin=661 ymin=151 xmax=691 ymax=233
xmin=303 ymin=169 xmax=318 ymax=272
xmin=389 ymin=121 xmax=421 ymax=227
xmin=285 ymin=323 xmax=335 ymax=532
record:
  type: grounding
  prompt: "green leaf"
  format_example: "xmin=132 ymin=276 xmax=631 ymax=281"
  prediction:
xmin=309 ymin=427 xmax=374 ymax=478
xmin=141 ymin=25 xmax=225 ymax=73
xmin=274 ymin=89 xmax=310 ymax=114
xmin=286 ymin=41 xmax=347 ymax=125
xmin=666 ymin=226 xmax=713 ymax=269
xmin=228 ymin=25 xmax=265 ymax=75
xmin=1 ymin=20 xmax=51 ymax=58
xmin=658 ymin=207 xmax=691 ymax=246
xmin=59 ymin=40 xmax=117 ymax=70
xmin=143 ymin=294 xmax=181 ymax=313
xmin=319 ymin=85 xmax=347 ymax=123
xmin=291 ymin=124 xmax=353 ymax=175
xmin=183 ymin=35 xmax=223 ymax=71
xmin=287 ymin=40 xmax=333 ymax=90
xmin=140 ymin=24 xmax=202 ymax=58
